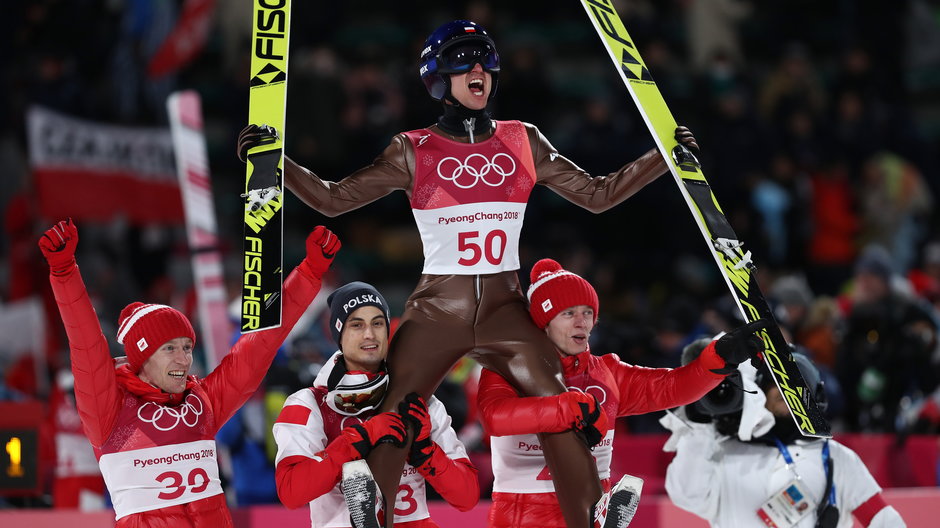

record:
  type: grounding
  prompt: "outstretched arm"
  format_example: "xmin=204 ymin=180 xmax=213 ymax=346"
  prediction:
xmin=237 ymin=124 xmax=413 ymax=217
xmin=614 ymin=320 xmax=769 ymax=415
xmin=610 ymin=349 xmax=724 ymax=416
xmin=531 ymin=124 xmax=698 ymax=213
xmin=202 ymin=226 xmax=340 ymax=428
xmin=40 ymin=220 xmax=120 ymax=447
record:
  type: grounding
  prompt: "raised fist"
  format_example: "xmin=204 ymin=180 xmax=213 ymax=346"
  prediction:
xmin=38 ymin=219 xmax=79 ymax=275
xmin=302 ymin=225 xmax=341 ymax=278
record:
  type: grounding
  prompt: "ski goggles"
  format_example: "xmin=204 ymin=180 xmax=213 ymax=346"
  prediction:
xmin=437 ymin=40 xmax=500 ymax=74
xmin=326 ymin=368 xmax=390 ymax=417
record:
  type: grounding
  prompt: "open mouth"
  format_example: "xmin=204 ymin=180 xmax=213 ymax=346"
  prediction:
xmin=468 ymin=78 xmax=484 ymax=96
xmin=571 ymin=335 xmax=587 ymax=346
xmin=168 ymin=370 xmax=187 ymax=380
xmin=360 ymin=343 xmax=378 ymax=351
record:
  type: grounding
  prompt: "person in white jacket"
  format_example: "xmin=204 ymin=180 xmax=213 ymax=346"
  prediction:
xmin=271 ymin=281 xmax=479 ymax=527
xmin=661 ymin=340 xmax=906 ymax=528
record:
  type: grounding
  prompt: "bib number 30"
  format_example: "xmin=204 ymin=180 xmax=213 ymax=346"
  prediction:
xmin=458 ymin=230 xmax=507 ymax=266
xmin=156 ymin=468 xmax=210 ymax=500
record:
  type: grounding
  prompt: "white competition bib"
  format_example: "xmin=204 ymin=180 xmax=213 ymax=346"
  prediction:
xmin=491 ymin=430 xmax=614 ymax=493
xmin=405 ymin=121 xmax=536 ymax=276
xmin=99 ymin=439 xmax=222 ymax=519
xmin=413 ymin=202 xmax=526 ymax=275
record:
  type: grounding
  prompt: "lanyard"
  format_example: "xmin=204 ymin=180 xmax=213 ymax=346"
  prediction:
xmin=773 ymin=437 xmax=836 ymax=506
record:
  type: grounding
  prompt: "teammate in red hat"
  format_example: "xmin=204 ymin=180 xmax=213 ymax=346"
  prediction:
xmin=39 ymin=218 xmax=341 ymax=528
xmin=478 ymin=258 xmax=769 ymax=528
xmin=237 ymin=18 xmax=699 ymax=528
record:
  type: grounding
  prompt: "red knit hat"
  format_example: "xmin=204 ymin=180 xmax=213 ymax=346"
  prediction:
xmin=526 ymin=259 xmax=599 ymax=329
xmin=116 ymin=302 xmax=196 ymax=372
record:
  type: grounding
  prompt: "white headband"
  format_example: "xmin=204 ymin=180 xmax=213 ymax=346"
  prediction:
xmin=116 ymin=304 xmax=172 ymax=344
xmin=526 ymin=270 xmax=578 ymax=300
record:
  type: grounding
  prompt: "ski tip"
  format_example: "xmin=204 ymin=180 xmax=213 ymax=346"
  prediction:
xmin=615 ymin=474 xmax=644 ymax=496
xmin=342 ymin=459 xmax=374 ymax=480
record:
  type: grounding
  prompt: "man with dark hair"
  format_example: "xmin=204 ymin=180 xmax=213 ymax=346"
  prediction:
xmin=272 ymin=281 xmax=479 ymax=527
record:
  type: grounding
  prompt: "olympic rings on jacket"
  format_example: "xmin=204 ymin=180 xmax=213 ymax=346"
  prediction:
xmin=137 ymin=394 xmax=204 ymax=431
xmin=566 ymin=385 xmax=608 ymax=406
xmin=436 ymin=152 xmax=516 ymax=189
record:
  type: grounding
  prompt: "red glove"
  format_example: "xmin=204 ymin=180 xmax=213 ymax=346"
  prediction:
xmin=399 ymin=393 xmax=438 ymax=473
xmin=237 ymin=124 xmax=278 ymax=163
xmin=340 ymin=411 xmax=406 ymax=459
xmin=300 ymin=225 xmax=341 ymax=279
xmin=38 ymin=219 xmax=78 ymax=275
xmin=559 ymin=391 xmax=608 ymax=448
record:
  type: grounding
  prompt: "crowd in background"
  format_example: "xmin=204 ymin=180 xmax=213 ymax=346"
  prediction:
xmin=2 ymin=0 xmax=940 ymax=509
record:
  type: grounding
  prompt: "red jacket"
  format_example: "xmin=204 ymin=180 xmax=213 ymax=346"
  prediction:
xmin=478 ymin=344 xmax=727 ymax=528
xmin=50 ymin=260 xmax=323 ymax=527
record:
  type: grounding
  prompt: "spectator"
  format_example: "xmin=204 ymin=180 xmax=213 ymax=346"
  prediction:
xmin=837 ymin=245 xmax=939 ymax=432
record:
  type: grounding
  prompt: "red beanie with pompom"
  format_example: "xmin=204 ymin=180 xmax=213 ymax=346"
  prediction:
xmin=526 ymin=258 xmax=599 ymax=329
xmin=117 ymin=302 xmax=195 ymax=372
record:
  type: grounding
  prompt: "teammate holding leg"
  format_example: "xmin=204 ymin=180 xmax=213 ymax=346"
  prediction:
xmin=272 ymin=282 xmax=479 ymax=527
xmin=478 ymin=258 xmax=768 ymax=528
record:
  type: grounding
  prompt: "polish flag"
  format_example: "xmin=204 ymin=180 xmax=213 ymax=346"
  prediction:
xmin=27 ymin=106 xmax=182 ymax=224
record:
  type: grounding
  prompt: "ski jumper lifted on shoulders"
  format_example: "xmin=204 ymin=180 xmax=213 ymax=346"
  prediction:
xmin=237 ymin=19 xmax=698 ymax=528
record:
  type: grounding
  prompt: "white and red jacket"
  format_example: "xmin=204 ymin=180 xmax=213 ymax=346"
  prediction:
xmin=50 ymin=260 xmax=323 ymax=527
xmin=273 ymin=353 xmax=479 ymax=528
xmin=478 ymin=345 xmax=727 ymax=528
xmin=661 ymin=362 xmax=907 ymax=528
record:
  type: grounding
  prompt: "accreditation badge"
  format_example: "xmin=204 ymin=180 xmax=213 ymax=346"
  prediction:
xmin=756 ymin=478 xmax=816 ymax=528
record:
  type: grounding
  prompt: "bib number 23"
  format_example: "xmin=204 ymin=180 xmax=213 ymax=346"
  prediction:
xmin=458 ymin=230 xmax=507 ymax=266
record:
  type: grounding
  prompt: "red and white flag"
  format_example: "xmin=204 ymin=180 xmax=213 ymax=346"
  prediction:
xmin=167 ymin=91 xmax=232 ymax=370
xmin=27 ymin=106 xmax=182 ymax=224
xmin=148 ymin=0 xmax=216 ymax=78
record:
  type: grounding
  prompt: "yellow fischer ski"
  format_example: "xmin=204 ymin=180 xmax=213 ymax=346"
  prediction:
xmin=579 ymin=0 xmax=831 ymax=437
xmin=242 ymin=0 xmax=291 ymax=332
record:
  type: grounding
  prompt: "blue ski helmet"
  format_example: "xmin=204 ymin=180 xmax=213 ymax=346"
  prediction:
xmin=419 ymin=20 xmax=500 ymax=102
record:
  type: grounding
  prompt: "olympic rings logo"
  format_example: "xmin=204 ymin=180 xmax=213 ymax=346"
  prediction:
xmin=436 ymin=153 xmax=516 ymax=189
xmin=567 ymin=385 xmax=608 ymax=406
xmin=138 ymin=394 xmax=204 ymax=431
